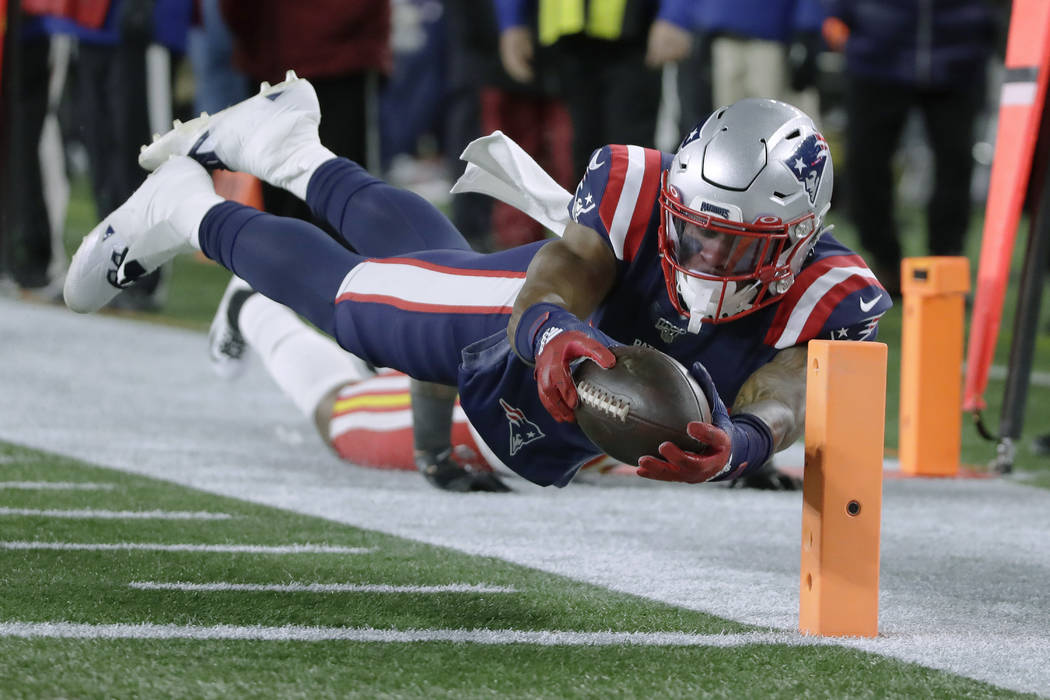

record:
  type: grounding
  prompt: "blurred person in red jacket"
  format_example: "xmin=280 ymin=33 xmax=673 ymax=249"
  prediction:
xmin=219 ymin=0 xmax=391 ymax=223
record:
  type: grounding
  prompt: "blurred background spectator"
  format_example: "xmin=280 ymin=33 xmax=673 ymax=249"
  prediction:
xmin=445 ymin=0 xmax=571 ymax=250
xmin=0 ymin=3 xmax=58 ymax=296
xmin=5 ymin=0 xmax=193 ymax=310
xmin=674 ymin=6 xmax=714 ymax=137
xmin=822 ymin=0 xmax=999 ymax=297
xmin=496 ymin=0 xmax=694 ymax=179
xmin=381 ymin=0 xmax=446 ymax=179
xmin=219 ymin=0 xmax=391 ymax=225
xmin=378 ymin=0 xmax=573 ymax=252
xmin=186 ymin=0 xmax=248 ymax=115
xmin=698 ymin=0 xmax=825 ymax=120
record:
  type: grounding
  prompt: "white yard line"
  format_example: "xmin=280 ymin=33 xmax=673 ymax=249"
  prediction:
xmin=0 ymin=620 xmax=822 ymax=646
xmin=128 ymin=581 xmax=517 ymax=594
xmin=0 ymin=541 xmax=371 ymax=554
xmin=0 ymin=507 xmax=232 ymax=520
xmin=0 ymin=481 xmax=115 ymax=491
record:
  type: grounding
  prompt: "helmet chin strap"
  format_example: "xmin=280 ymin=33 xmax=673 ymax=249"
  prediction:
xmin=677 ymin=274 xmax=712 ymax=334
xmin=677 ymin=272 xmax=763 ymax=332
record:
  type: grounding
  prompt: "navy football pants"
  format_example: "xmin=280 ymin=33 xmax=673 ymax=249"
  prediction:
xmin=197 ymin=158 xmax=546 ymax=384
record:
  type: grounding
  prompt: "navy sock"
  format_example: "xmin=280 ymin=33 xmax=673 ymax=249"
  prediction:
xmin=306 ymin=158 xmax=471 ymax=256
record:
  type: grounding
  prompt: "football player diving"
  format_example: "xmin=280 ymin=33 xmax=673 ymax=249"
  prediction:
xmin=64 ymin=72 xmax=892 ymax=489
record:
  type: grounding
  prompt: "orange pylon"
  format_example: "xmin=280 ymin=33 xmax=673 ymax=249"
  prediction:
xmin=899 ymin=257 xmax=970 ymax=476
xmin=800 ymin=340 xmax=886 ymax=638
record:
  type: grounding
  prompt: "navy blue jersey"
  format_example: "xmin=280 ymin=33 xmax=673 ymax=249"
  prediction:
xmin=333 ymin=145 xmax=891 ymax=487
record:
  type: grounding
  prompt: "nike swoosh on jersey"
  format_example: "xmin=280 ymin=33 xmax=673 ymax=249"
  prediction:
xmin=859 ymin=294 xmax=883 ymax=312
xmin=588 ymin=151 xmax=605 ymax=170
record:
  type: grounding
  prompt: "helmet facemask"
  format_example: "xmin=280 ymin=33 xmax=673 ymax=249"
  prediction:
xmin=658 ymin=173 xmax=817 ymax=328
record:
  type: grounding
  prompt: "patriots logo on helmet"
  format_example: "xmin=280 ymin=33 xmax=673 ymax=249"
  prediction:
xmin=499 ymin=398 xmax=544 ymax=456
xmin=679 ymin=126 xmax=701 ymax=151
xmin=784 ymin=134 xmax=829 ymax=204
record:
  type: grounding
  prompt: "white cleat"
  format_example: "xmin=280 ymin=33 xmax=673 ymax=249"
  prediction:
xmin=208 ymin=275 xmax=255 ymax=379
xmin=64 ymin=156 xmax=223 ymax=314
xmin=138 ymin=69 xmax=330 ymax=198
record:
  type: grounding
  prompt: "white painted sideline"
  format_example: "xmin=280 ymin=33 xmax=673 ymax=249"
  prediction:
xmin=0 ymin=481 xmax=115 ymax=491
xmin=0 ymin=541 xmax=371 ymax=554
xmin=0 ymin=621 xmax=829 ymax=647
xmin=0 ymin=507 xmax=232 ymax=520
xmin=129 ymin=581 xmax=517 ymax=594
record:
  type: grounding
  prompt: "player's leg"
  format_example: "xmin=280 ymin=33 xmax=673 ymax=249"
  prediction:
xmin=139 ymin=72 xmax=471 ymax=256
xmin=64 ymin=155 xmax=367 ymax=345
xmin=65 ymin=155 xmax=532 ymax=382
xmin=139 ymin=72 xmax=482 ymax=487
xmin=305 ymin=158 xmax=472 ymax=255
xmin=409 ymin=378 xmax=509 ymax=491
xmin=215 ymin=276 xmax=375 ymax=438
xmin=211 ymin=275 xmax=510 ymax=492
xmin=329 ymin=242 xmax=542 ymax=384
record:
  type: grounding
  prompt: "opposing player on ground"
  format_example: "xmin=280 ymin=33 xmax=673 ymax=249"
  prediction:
xmin=207 ymin=274 xmax=512 ymax=491
xmin=207 ymin=275 xmax=627 ymax=488
xmin=64 ymin=73 xmax=892 ymax=487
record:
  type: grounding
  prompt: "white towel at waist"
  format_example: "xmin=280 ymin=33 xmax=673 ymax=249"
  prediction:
xmin=449 ymin=130 xmax=574 ymax=238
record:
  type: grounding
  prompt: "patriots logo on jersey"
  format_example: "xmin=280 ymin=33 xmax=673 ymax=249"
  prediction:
xmin=572 ymin=181 xmax=597 ymax=220
xmin=784 ymin=134 xmax=829 ymax=204
xmin=499 ymin=398 xmax=545 ymax=456
xmin=828 ymin=315 xmax=881 ymax=341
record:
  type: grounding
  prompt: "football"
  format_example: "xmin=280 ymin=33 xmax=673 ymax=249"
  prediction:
xmin=572 ymin=345 xmax=712 ymax=466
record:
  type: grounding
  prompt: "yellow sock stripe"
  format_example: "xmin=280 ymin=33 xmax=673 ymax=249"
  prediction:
xmin=333 ymin=393 xmax=411 ymax=414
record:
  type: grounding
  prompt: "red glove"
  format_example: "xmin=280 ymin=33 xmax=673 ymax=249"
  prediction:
xmin=636 ymin=420 xmax=734 ymax=483
xmin=535 ymin=330 xmax=615 ymax=422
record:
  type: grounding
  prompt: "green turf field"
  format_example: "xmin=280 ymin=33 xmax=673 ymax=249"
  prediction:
xmin=0 ymin=441 xmax=1035 ymax=699
xmin=59 ymin=175 xmax=1050 ymax=481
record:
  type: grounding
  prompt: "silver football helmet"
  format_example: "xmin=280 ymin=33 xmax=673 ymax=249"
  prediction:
xmin=658 ymin=98 xmax=833 ymax=331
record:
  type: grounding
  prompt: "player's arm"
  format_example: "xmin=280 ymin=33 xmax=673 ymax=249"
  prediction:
xmin=731 ymin=346 xmax=808 ymax=452
xmin=507 ymin=221 xmax=617 ymax=340
xmin=508 ymin=221 xmax=619 ymax=422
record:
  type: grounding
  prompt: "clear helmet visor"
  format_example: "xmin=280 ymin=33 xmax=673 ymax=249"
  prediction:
xmin=669 ymin=218 xmax=776 ymax=278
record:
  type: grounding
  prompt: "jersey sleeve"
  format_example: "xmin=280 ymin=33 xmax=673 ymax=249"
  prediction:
xmin=763 ymin=240 xmax=893 ymax=349
xmin=568 ymin=144 xmax=666 ymax=263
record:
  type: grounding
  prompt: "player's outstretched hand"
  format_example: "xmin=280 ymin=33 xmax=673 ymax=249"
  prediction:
xmin=535 ymin=330 xmax=615 ymax=422
xmin=637 ymin=361 xmax=738 ymax=483
xmin=637 ymin=420 xmax=733 ymax=483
